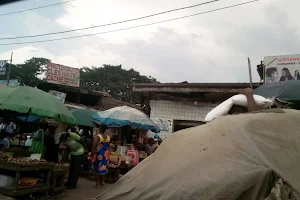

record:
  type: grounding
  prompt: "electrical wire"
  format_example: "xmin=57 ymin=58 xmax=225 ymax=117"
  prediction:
xmin=0 ymin=0 xmax=260 ymax=46
xmin=0 ymin=0 xmax=222 ymax=40
xmin=0 ymin=0 xmax=76 ymax=17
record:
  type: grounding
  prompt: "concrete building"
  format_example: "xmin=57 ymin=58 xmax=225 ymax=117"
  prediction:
xmin=133 ymin=82 xmax=260 ymax=139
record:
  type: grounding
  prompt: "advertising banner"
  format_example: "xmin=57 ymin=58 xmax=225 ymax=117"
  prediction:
xmin=264 ymin=54 xmax=300 ymax=83
xmin=48 ymin=90 xmax=67 ymax=103
xmin=46 ymin=63 xmax=80 ymax=87
xmin=0 ymin=79 xmax=18 ymax=87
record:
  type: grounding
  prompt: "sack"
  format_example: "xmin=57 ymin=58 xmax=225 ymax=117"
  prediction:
xmin=204 ymin=98 xmax=233 ymax=122
xmin=205 ymin=94 xmax=272 ymax=122
xmin=231 ymin=94 xmax=272 ymax=107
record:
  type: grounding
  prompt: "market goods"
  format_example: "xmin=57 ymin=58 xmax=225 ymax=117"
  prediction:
xmin=7 ymin=158 xmax=49 ymax=165
xmin=110 ymin=152 xmax=121 ymax=157
xmin=55 ymin=163 xmax=70 ymax=169
xmin=19 ymin=177 xmax=38 ymax=186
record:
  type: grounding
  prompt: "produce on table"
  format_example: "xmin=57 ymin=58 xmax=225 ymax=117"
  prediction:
xmin=6 ymin=158 xmax=50 ymax=165
xmin=55 ymin=163 xmax=70 ymax=169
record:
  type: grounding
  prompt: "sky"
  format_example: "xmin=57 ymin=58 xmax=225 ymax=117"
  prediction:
xmin=0 ymin=0 xmax=299 ymax=83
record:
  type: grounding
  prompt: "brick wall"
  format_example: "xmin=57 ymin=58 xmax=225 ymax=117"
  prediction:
xmin=148 ymin=100 xmax=219 ymax=139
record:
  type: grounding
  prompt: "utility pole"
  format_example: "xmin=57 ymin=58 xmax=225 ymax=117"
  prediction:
xmin=247 ymin=57 xmax=253 ymax=89
xmin=6 ymin=52 xmax=13 ymax=86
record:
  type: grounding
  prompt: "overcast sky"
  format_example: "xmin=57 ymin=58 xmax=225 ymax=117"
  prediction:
xmin=0 ymin=0 xmax=299 ymax=83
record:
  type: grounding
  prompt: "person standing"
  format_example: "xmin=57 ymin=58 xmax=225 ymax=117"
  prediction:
xmin=60 ymin=130 xmax=87 ymax=189
xmin=29 ymin=120 xmax=48 ymax=158
xmin=44 ymin=123 xmax=59 ymax=163
xmin=91 ymin=125 xmax=110 ymax=188
xmin=0 ymin=132 xmax=10 ymax=150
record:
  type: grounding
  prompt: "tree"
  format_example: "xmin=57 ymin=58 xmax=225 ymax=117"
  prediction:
xmin=1 ymin=57 xmax=158 ymax=103
xmin=0 ymin=57 xmax=50 ymax=87
xmin=80 ymin=64 xmax=158 ymax=103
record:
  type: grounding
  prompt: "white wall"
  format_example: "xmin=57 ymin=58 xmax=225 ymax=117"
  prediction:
xmin=149 ymin=100 xmax=219 ymax=139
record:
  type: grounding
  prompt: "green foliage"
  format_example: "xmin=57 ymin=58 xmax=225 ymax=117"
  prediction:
xmin=2 ymin=58 xmax=158 ymax=103
xmin=80 ymin=64 xmax=158 ymax=103
xmin=0 ymin=57 xmax=50 ymax=87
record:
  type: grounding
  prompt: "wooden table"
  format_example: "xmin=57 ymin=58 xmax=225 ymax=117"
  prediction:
xmin=0 ymin=161 xmax=53 ymax=197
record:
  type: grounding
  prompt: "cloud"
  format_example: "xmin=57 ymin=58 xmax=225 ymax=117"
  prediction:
xmin=1 ymin=0 xmax=300 ymax=84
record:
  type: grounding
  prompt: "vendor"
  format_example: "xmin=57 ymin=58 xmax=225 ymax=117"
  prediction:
xmin=29 ymin=120 xmax=48 ymax=157
xmin=44 ymin=123 xmax=59 ymax=163
xmin=60 ymin=128 xmax=87 ymax=189
xmin=145 ymin=138 xmax=158 ymax=155
xmin=0 ymin=132 xmax=10 ymax=150
xmin=91 ymin=124 xmax=110 ymax=188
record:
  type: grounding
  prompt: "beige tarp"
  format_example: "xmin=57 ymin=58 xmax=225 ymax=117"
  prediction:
xmin=98 ymin=109 xmax=300 ymax=200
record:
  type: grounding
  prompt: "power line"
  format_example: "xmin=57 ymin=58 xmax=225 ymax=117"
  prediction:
xmin=0 ymin=0 xmax=260 ymax=46
xmin=0 ymin=0 xmax=222 ymax=40
xmin=0 ymin=0 xmax=76 ymax=17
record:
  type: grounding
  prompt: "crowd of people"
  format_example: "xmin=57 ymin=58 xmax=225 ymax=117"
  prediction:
xmin=0 ymin=117 xmax=162 ymax=190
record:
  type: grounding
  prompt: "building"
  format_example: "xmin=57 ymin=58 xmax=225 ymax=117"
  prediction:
xmin=133 ymin=82 xmax=261 ymax=139
xmin=38 ymin=82 xmax=141 ymax=111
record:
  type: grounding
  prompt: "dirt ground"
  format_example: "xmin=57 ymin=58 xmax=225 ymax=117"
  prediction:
xmin=12 ymin=178 xmax=111 ymax=200
xmin=62 ymin=178 xmax=110 ymax=200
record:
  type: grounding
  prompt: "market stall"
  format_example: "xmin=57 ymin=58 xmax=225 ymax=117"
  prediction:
xmin=92 ymin=106 xmax=160 ymax=182
xmin=0 ymin=86 xmax=76 ymax=197
xmin=0 ymin=156 xmax=53 ymax=197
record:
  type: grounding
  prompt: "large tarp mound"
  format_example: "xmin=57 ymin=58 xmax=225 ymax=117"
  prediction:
xmin=98 ymin=109 xmax=300 ymax=200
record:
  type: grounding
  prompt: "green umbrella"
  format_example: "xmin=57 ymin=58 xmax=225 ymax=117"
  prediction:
xmin=72 ymin=108 xmax=97 ymax=127
xmin=0 ymin=86 xmax=76 ymax=124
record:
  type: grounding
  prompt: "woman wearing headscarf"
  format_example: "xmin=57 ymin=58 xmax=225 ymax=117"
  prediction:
xmin=91 ymin=124 xmax=110 ymax=188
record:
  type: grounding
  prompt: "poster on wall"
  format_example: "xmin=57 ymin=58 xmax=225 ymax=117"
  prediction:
xmin=264 ymin=54 xmax=300 ymax=83
xmin=46 ymin=62 xmax=80 ymax=87
xmin=152 ymin=117 xmax=173 ymax=133
xmin=49 ymin=90 xmax=67 ymax=103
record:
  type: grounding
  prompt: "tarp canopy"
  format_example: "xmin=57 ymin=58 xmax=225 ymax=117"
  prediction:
xmin=254 ymin=81 xmax=300 ymax=103
xmin=98 ymin=109 xmax=300 ymax=200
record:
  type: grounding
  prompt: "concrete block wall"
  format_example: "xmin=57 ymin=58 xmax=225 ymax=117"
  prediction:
xmin=149 ymin=100 xmax=218 ymax=139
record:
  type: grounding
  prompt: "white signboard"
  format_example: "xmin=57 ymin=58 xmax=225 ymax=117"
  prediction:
xmin=49 ymin=90 xmax=67 ymax=103
xmin=0 ymin=60 xmax=7 ymax=75
xmin=264 ymin=54 xmax=300 ymax=83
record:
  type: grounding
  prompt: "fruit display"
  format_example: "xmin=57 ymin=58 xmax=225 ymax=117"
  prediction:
xmin=110 ymin=152 xmax=121 ymax=157
xmin=55 ymin=163 xmax=70 ymax=169
xmin=6 ymin=158 xmax=50 ymax=165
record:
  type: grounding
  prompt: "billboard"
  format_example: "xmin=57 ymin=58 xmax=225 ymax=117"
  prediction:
xmin=49 ymin=90 xmax=67 ymax=103
xmin=46 ymin=63 xmax=80 ymax=87
xmin=0 ymin=79 xmax=18 ymax=87
xmin=264 ymin=54 xmax=300 ymax=83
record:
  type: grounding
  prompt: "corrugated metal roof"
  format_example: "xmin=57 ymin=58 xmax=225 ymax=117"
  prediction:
xmin=132 ymin=82 xmax=261 ymax=93
xmin=133 ymin=82 xmax=261 ymax=88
